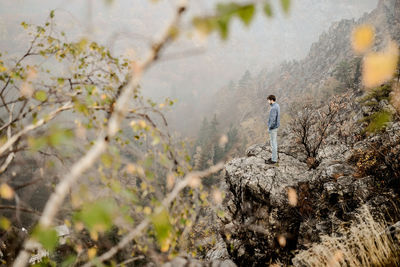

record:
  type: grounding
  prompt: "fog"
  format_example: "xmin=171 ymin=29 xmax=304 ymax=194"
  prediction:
xmin=0 ymin=0 xmax=378 ymax=135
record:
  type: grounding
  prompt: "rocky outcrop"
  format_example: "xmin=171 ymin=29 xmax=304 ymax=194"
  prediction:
xmin=219 ymin=138 xmax=399 ymax=265
xmin=216 ymin=88 xmax=400 ymax=265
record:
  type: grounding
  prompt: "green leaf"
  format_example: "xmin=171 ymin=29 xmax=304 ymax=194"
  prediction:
xmin=100 ymin=153 xmax=113 ymax=168
xmin=280 ymin=0 xmax=291 ymax=14
xmin=73 ymin=199 xmax=116 ymax=233
xmin=151 ymin=208 xmax=172 ymax=251
xmin=48 ymin=128 xmax=73 ymax=147
xmin=143 ymin=155 xmax=154 ymax=168
xmin=193 ymin=17 xmax=216 ymax=36
xmin=264 ymin=3 xmax=273 ymax=17
xmin=85 ymin=85 xmax=95 ymax=95
xmin=217 ymin=17 xmax=229 ymax=40
xmin=365 ymin=110 xmax=392 ymax=133
xmin=73 ymin=101 xmax=89 ymax=115
xmin=145 ymin=170 xmax=155 ymax=180
xmin=57 ymin=78 xmax=65 ymax=86
xmin=34 ymin=90 xmax=47 ymax=102
xmin=151 ymin=135 xmax=160 ymax=146
xmin=32 ymin=225 xmax=59 ymax=251
xmin=77 ymin=38 xmax=88 ymax=52
xmin=50 ymin=10 xmax=55 ymax=18
xmin=61 ymin=255 xmax=77 ymax=267
xmin=28 ymin=136 xmax=47 ymax=151
xmin=237 ymin=5 xmax=255 ymax=26
xmin=21 ymin=22 xmax=28 ymax=29
xmin=0 ymin=217 xmax=10 ymax=230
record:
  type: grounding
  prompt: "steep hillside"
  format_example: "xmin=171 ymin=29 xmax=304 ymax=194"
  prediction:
xmin=209 ymin=0 xmax=400 ymax=146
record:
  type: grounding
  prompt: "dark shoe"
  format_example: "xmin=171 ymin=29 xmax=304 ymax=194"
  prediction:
xmin=265 ymin=159 xmax=278 ymax=164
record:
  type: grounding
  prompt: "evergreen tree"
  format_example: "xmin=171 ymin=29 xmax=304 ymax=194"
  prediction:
xmin=209 ymin=114 xmax=219 ymax=139
xmin=353 ymin=57 xmax=362 ymax=89
xmin=213 ymin=144 xmax=224 ymax=164
xmin=225 ymin=125 xmax=238 ymax=153
xmin=238 ymin=70 xmax=252 ymax=89
xmin=334 ymin=60 xmax=353 ymax=89
xmin=198 ymin=117 xmax=209 ymax=147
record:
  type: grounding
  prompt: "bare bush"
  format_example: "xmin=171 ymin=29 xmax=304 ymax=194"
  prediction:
xmin=288 ymin=94 xmax=350 ymax=168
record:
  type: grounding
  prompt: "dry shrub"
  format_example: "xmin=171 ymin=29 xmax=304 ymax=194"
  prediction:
xmin=348 ymin=130 xmax=400 ymax=185
xmin=289 ymin=94 xmax=350 ymax=168
xmin=349 ymin=148 xmax=379 ymax=178
xmin=293 ymin=205 xmax=400 ymax=266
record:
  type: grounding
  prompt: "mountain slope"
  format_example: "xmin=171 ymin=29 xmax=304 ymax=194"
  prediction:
xmin=209 ymin=0 xmax=400 ymax=146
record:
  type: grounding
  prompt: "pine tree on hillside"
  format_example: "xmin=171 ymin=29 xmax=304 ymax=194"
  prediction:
xmin=198 ymin=117 xmax=210 ymax=146
xmin=209 ymin=114 xmax=219 ymax=138
xmin=238 ymin=70 xmax=252 ymax=89
xmin=225 ymin=125 xmax=238 ymax=154
xmin=353 ymin=57 xmax=362 ymax=89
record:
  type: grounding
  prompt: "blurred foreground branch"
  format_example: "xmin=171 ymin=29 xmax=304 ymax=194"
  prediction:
xmin=12 ymin=1 xmax=188 ymax=266
xmin=82 ymin=162 xmax=224 ymax=267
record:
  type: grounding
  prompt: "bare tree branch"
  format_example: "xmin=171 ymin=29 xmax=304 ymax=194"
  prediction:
xmin=0 ymin=102 xmax=73 ymax=158
xmin=0 ymin=104 xmax=15 ymax=173
xmin=0 ymin=205 xmax=42 ymax=217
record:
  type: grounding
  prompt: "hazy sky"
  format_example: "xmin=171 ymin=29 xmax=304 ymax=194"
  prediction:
xmin=0 ymin=0 xmax=378 ymax=133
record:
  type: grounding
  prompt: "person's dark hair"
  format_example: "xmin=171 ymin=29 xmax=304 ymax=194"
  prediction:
xmin=267 ymin=95 xmax=276 ymax=102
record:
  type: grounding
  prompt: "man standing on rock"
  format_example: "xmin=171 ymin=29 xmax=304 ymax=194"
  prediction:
xmin=266 ymin=95 xmax=280 ymax=164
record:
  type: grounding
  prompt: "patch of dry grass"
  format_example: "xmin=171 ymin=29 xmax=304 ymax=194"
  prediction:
xmin=293 ymin=205 xmax=400 ymax=266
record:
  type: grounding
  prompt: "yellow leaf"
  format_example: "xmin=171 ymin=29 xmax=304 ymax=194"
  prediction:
xmin=90 ymin=230 xmax=99 ymax=241
xmin=138 ymin=120 xmax=147 ymax=128
xmin=74 ymin=221 xmax=84 ymax=231
xmin=352 ymin=24 xmax=375 ymax=54
xmin=363 ymin=41 xmax=399 ymax=88
xmin=212 ymin=189 xmax=223 ymax=204
xmin=277 ymin=235 xmax=287 ymax=247
xmin=21 ymin=83 xmax=33 ymax=97
xmin=78 ymin=38 xmax=88 ymax=51
xmin=0 ymin=183 xmax=14 ymax=200
xmin=287 ymin=187 xmax=297 ymax=207
xmin=188 ymin=175 xmax=200 ymax=188
xmin=126 ymin=163 xmax=136 ymax=174
xmin=64 ymin=219 xmax=71 ymax=228
xmin=0 ymin=217 xmax=10 ymax=230
xmin=160 ymin=240 xmax=170 ymax=252
xmin=87 ymin=247 xmax=97 ymax=259
xmin=143 ymin=206 xmax=152 ymax=215
xmin=218 ymin=134 xmax=228 ymax=147
xmin=166 ymin=173 xmax=175 ymax=190
xmin=140 ymin=182 xmax=147 ymax=191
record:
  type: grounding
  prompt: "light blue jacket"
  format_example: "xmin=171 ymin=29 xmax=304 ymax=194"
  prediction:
xmin=268 ymin=102 xmax=280 ymax=131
